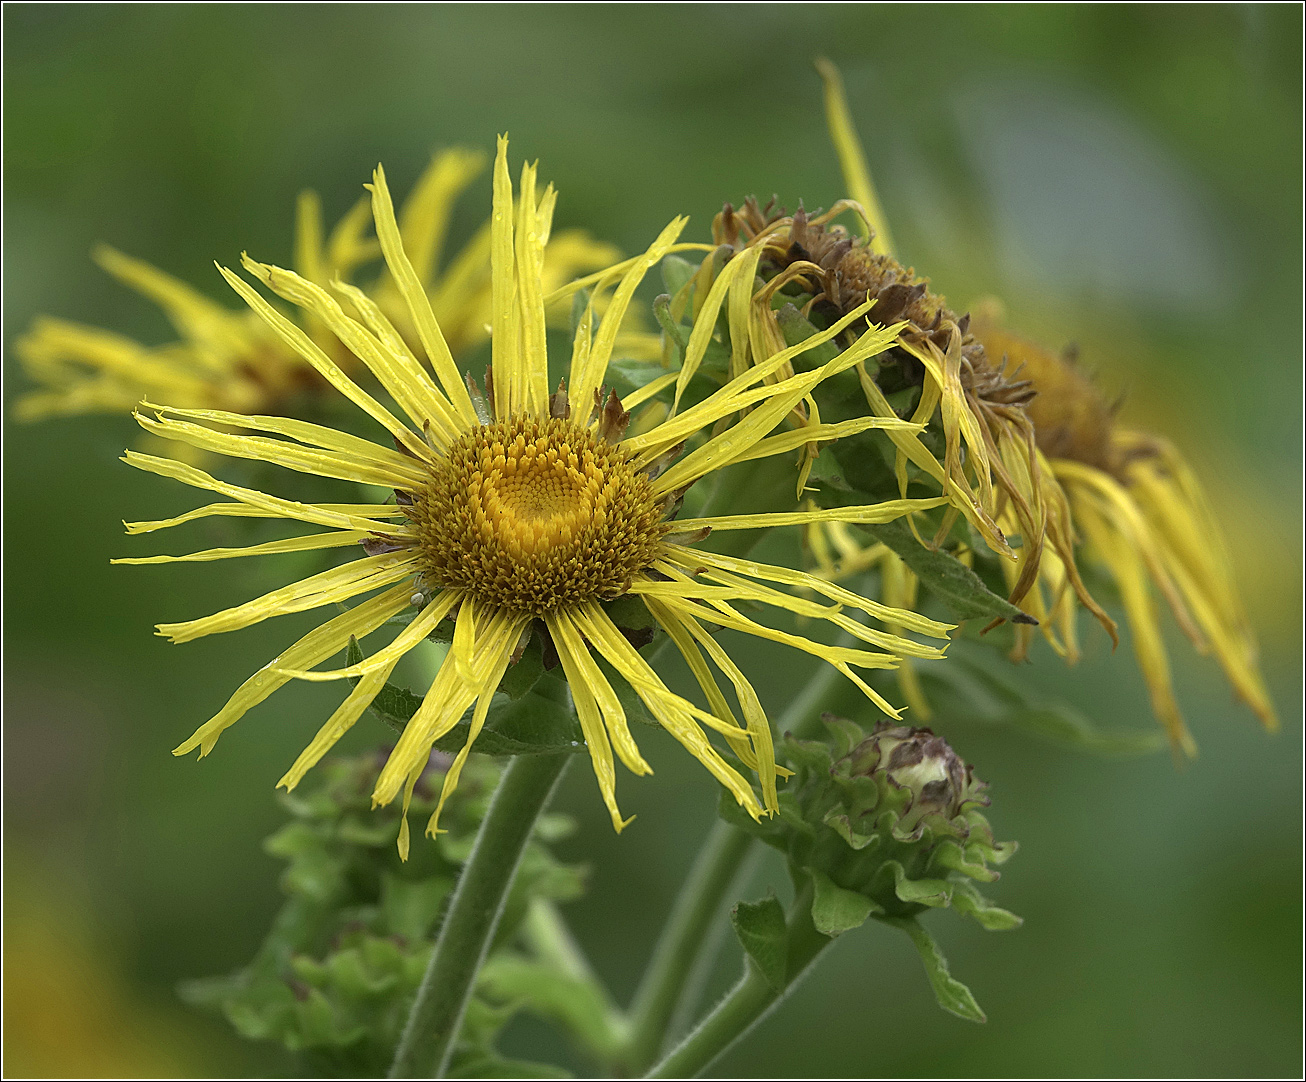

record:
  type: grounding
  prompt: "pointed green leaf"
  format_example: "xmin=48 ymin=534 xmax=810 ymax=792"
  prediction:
xmin=921 ymin=654 xmax=1164 ymax=756
xmin=889 ymin=861 xmax=953 ymax=908
xmin=809 ymin=869 xmax=877 ymax=936
xmin=660 ymin=253 xmax=699 ymax=299
xmin=861 ymin=518 xmax=1030 ymax=623
xmin=883 ymin=916 xmax=987 ymax=1023
xmin=730 ymin=896 xmax=789 ymax=991
xmin=949 ymin=879 xmax=1023 ymax=931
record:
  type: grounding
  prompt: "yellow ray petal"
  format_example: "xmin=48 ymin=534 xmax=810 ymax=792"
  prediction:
xmin=513 ymin=159 xmax=551 ymax=417
xmin=218 ymin=263 xmax=420 ymax=451
xmin=570 ymin=602 xmax=765 ymax=819
xmin=274 ymin=589 xmax=461 ymax=682
xmin=662 ymin=544 xmax=954 ymax=637
xmin=549 ymin=607 xmax=652 ymax=777
xmin=141 ymin=401 xmax=430 ymax=479
xmin=114 ymin=528 xmax=374 ymax=565
xmin=156 ymin=552 xmax=419 ymax=644
xmin=240 ymin=256 xmax=463 ymax=446
xmin=124 ymin=501 xmax=404 ymax=535
xmin=121 ymin=451 xmax=408 ymax=534
xmin=277 ymin=658 xmax=402 ymax=792
xmin=546 ymin=611 xmax=628 ymax=832
xmin=368 ymin=165 xmax=479 ymax=426
xmin=571 ymin=217 xmax=689 ymax=414
xmin=814 ymin=59 xmax=895 ymax=255
xmin=134 ymin=410 xmax=428 ymax=490
xmin=172 ymin=584 xmax=410 ymax=757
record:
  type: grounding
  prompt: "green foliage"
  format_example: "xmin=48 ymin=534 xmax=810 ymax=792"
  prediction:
xmin=182 ymin=753 xmax=586 ymax=1077
xmin=719 ymin=715 xmax=1019 ymax=1022
xmin=729 ymin=897 xmax=790 ymax=992
xmin=862 ymin=519 xmax=1030 ymax=624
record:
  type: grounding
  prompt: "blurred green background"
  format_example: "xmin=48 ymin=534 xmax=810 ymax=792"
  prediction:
xmin=4 ymin=5 xmax=1301 ymax=1077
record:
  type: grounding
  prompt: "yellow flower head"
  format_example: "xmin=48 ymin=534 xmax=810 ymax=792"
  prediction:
xmin=704 ymin=64 xmax=1112 ymax=649
xmin=969 ymin=312 xmax=1279 ymax=754
xmin=119 ymin=137 xmax=954 ymax=855
xmin=14 ymin=148 xmax=628 ymax=426
xmin=790 ymin=62 xmax=1274 ymax=753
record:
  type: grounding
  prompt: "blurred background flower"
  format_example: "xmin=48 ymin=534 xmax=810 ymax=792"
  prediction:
xmin=4 ymin=5 xmax=1300 ymax=1076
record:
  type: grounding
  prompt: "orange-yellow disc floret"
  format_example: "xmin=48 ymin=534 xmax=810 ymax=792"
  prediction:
xmin=412 ymin=415 xmax=668 ymax=616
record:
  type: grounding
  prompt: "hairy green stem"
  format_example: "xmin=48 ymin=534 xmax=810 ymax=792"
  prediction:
xmin=621 ymin=821 xmax=755 ymax=1071
xmin=645 ymin=880 xmax=830 ymax=1079
xmin=619 ymin=655 xmax=844 ymax=1072
xmin=389 ymin=751 xmax=571 ymax=1079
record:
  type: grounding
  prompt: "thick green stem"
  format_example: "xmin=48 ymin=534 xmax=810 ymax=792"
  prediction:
xmin=645 ymin=881 xmax=830 ymax=1079
xmin=621 ymin=821 xmax=755 ymax=1071
xmin=388 ymin=752 xmax=570 ymax=1079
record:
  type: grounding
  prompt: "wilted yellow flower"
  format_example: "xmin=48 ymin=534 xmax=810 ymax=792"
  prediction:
xmin=794 ymin=62 xmax=1273 ymax=751
xmin=706 ymin=63 xmax=1111 ymax=645
xmin=14 ymin=148 xmax=629 ymax=425
xmin=969 ymin=313 xmax=1278 ymax=754
xmin=119 ymin=137 xmax=953 ymax=854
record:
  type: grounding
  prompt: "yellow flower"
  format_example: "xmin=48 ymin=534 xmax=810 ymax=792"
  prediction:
xmin=14 ymin=148 xmax=629 ymax=425
xmin=792 ymin=62 xmax=1274 ymax=752
xmin=968 ymin=313 xmax=1278 ymax=754
xmin=119 ymin=137 xmax=954 ymax=855
xmin=705 ymin=62 xmax=1111 ymax=647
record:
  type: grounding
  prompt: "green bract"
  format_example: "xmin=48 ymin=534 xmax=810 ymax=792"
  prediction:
xmin=721 ymin=714 xmax=1020 ymax=1021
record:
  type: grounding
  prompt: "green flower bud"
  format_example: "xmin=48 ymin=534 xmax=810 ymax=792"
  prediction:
xmin=835 ymin=719 xmax=989 ymax=844
xmin=721 ymin=714 xmax=1018 ymax=929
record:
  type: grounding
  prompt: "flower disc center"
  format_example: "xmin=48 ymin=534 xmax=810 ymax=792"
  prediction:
xmin=413 ymin=415 xmax=668 ymax=615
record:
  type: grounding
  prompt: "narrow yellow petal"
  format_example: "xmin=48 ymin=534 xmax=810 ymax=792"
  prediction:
xmin=121 ymin=450 xmax=409 ymax=534
xmin=156 ymin=552 xmax=419 ymax=644
xmin=274 ymin=590 xmax=460 ymax=682
xmin=217 ymin=264 xmax=418 ymax=449
xmin=514 ymin=160 xmax=551 ymax=417
xmin=124 ymin=501 xmax=404 ymax=536
xmin=815 ymin=59 xmax=895 ymax=256
xmin=277 ymin=658 xmax=401 ymax=792
xmin=490 ymin=136 xmax=521 ymax=415
xmin=368 ymin=164 xmax=479 ymax=425
xmin=398 ymin=147 xmax=487 ymax=287
xmin=114 ymin=528 xmax=373 ymax=564
xmin=241 ymin=256 xmax=462 ymax=444
xmin=547 ymin=611 xmax=628 ymax=832
xmin=550 ymin=608 xmax=651 ymax=776
xmin=171 ymin=584 xmax=410 ymax=757
xmin=134 ymin=410 xmax=427 ymax=490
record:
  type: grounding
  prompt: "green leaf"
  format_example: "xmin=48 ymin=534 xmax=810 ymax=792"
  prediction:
xmin=448 ymin=685 xmax=586 ymax=756
xmin=805 ymin=446 xmax=854 ymax=493
xmin=380 ymin=872 xmax=451 ymax=942
xmin=775 ymin=304 xmax=841 ymax=370
xmin=730 ymin=896 xmax=789 ymax=991
xmin=809 ymin=869 xmax=877 ymax=936
xmin=949 ymin=879 xmax=1023 ymax=931
xmin=660 ymin=253 xmax=699 ymax=299
xmin=478 ymin=955 xmax=622 ymax=1063
xmin=883 ymin=916 xmax=986 ymax=1022
xmin=861 ymin=518 xmax=1030 ymax=623
xmin=889 ymin=861 xmax=954 ymax=908
xmin=921 ymin=653 xmax=1165 ymax=756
